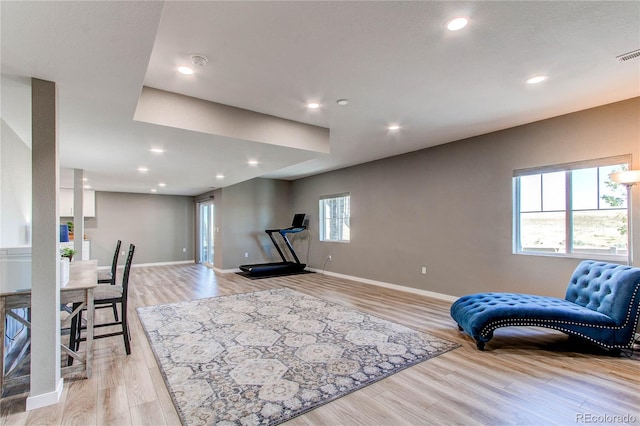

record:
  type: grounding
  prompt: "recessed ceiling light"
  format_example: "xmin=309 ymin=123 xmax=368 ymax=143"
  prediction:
xmin=525 ymin=75 xmax=548 ymax=84
xmin=388 ymin=124 xmax=401 ymax=131
xmin=83 ymin=185 xmax=91 ymax=189
xmin=137 ymin=167 xmax=149 ymax=173
xmin=216 ymin=174 xmax=225 ymax=179
xmin=248 ymin=160 xmax=259 ymax=166
xmin=82 ymin=178 xmax=88 ymax=182
xmin=150 ymin=188 xmax=158 ymax=193
xmin=150 ymin=148 xmax=165 ymax=154
xmin=336 ymin=99 xmax=349 ymax=106
xmin=158 ymin=182 xmax=167 ymax=187
xmin=178 ymin=66 xmax=194 ymax=75
xmin=307 ymin=102 xmax=320 ymax=109
xmin=446 ymin=17 xmax=469 ymax=31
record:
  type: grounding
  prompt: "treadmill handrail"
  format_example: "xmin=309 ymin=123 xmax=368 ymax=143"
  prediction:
xmin=279 ymin=226 xmax=306 ymax=234
xmin=278 ymin=230 xmax=303 ymax=264
xmin=263 ymin=226 xmax=306 ymax=264
xmin=266 ymin=226 xmax=306 ymax=234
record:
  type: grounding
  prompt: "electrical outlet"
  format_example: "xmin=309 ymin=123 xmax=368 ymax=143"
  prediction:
xmin=421 ymin=266 xmax=427 ymax=275
xmin=244 ymin=252 xmax=249 ymax=258
xmin=121 ymin=251 xmax=126 ymax=256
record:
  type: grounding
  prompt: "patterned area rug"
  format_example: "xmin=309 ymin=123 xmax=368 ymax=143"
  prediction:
xmin=137 ymin=288 xmax=459 ymax=425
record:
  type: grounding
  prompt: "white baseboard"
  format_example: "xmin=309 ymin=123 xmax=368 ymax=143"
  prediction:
xmin=26 ymin=378 xmax=64 ymax=410
xmin=132 ymin=260 xmax=195 ymax=268
xmin=97 ymin=260 xmax=195 ymax=270
xmin=308 ymin=268 xmax=458 ymax=303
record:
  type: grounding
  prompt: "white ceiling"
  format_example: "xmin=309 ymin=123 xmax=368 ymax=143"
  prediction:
xmin=2 ymin=1 xmax=639 ymax=196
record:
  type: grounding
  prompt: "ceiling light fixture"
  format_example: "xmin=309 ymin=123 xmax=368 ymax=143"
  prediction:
xmin=525 ymin=75 xmax=548 ymax=85
xmin=248 ymin=160 xmax=259 ymax=166
xmin=150 ymin=148 xmax=165 ymax=153
xmin=82 ymin=178 xmax=88 ymax=182
xmin=336 ymin=99 xmax=349 ymax=106
xmin=83 ymin=185 xmax=91 ymax=189
xmin=178 ymin=66 xmax=194 ymax=75
xmin=150 ymin=188 xmax=158 ymax=193
xmin=307 ymin=102 xmax=320 ymax=109
xmin=216 ymin=174 xmax=225 ymax=179
xmin=446 ymin=17 xmax=469 ymax=31
xmin=137 ymin=167 xmax=149 ymax=173
xmin=158 ymin=182 xmax=167 ymax=187
xmin=388 ymin=124 xmax=401 ymax=131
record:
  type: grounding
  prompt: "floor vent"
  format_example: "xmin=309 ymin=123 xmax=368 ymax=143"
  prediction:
xmin=616 ymin=49 xmax=640 ymax=63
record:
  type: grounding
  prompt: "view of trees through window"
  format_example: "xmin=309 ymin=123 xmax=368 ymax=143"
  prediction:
xmin=516 ymin=162 xmax=628 ymax=258
xmin=319 ymin=194 xmax=350 ymax=242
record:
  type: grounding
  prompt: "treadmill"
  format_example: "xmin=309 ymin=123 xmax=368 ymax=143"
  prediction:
xmin=239 ymin=214 xmax=308 ymax=277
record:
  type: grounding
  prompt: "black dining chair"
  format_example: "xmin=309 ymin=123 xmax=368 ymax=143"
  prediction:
xmin=98 ymin=239 xmax=121 ymax=285
xmin=70 ymin=243 xmax=135 ymax=359
xmin=97 ymin=239 xmax=121 ymax=320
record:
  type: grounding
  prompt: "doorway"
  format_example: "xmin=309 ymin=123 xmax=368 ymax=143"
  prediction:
xmin=198 ymin=201 xmax=215 ymax=267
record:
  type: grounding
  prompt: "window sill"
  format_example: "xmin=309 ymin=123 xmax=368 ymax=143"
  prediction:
xmin=514 ymin=251 xmax=627 ymax=263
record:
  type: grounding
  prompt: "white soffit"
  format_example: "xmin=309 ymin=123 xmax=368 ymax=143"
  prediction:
xmin=134 ymin=87 xmax=330 ymax=153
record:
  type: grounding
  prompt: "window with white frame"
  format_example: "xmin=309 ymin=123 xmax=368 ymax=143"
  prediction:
xmin=513 ymin=156 xmax=630 ymax=260
xmin=319 ymin=193 xmax=350 ymax=242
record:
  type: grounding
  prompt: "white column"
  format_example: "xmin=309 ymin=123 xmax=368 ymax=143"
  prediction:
xmin=27 ymin=78 xmax=63 ymax=410
xmin=73 ymin=169 xmax=84 ymax=259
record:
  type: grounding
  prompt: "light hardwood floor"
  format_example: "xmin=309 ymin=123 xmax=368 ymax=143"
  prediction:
xmin=1 ymin=264 xmax=639 ymax=425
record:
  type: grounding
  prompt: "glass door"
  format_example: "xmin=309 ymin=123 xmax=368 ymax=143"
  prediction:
xmin=199 ymin=201 xmax=215 ymax=266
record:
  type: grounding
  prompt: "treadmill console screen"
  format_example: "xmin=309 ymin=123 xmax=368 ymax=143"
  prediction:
xmin=291 ymin=213 xmax=306 ymax=228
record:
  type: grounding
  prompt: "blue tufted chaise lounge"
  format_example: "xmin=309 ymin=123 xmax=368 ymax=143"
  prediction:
xmin=450 ymin=260 xmax=640 ymax=352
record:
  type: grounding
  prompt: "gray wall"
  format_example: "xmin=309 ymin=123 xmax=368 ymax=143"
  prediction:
xmin=292 ymin=98 xmax=640 ymax=298
xmin=214 ymin=178 xmax=293 ymax=270
xmin=83 ymin=191 xmax=195 ymax=267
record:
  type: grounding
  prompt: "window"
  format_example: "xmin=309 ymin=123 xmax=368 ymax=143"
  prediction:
xmin=319 ymin=193 xmax=350 ymax=242
xmin=514 ymin=156 xmax=630 ymax=260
